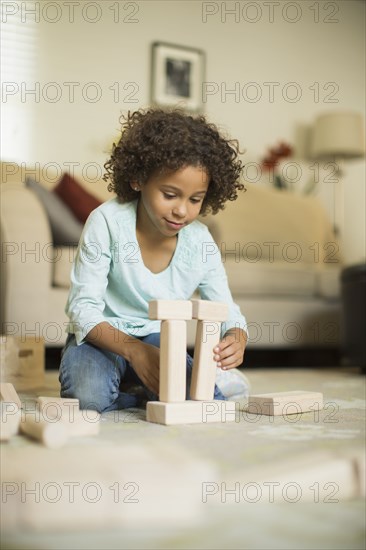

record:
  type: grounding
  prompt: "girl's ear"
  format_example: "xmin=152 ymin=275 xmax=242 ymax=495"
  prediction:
xmin=130 ymin=183 xmax=141 ymax=192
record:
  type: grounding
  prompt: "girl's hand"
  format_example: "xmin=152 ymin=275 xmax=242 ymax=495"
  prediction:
xmin=128 ymin=341 xmax=160 ymax=395
xmin=213 ymin=328 xmax=247 ymax=370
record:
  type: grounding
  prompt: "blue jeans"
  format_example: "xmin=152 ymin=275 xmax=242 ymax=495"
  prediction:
xmin=59 ymin=333 xmax=226 ymax=413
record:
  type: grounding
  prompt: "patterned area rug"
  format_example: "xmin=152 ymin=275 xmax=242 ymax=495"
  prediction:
xmin=1 ymin=368 xmax=365 ymax=550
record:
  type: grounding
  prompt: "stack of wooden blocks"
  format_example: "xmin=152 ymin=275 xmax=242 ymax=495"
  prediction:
xmin=146 ymin=299 xmax=326 ymax=424
xmin=146 ymin=299 xmax=237 ymax=425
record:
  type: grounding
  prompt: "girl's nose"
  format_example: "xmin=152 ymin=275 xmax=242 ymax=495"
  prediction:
xmin=172 ymin=202 xmax=187 ymax=217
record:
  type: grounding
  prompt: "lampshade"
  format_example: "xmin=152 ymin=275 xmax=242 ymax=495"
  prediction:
xmin=311 ymin=112 xmax=365 ymax=160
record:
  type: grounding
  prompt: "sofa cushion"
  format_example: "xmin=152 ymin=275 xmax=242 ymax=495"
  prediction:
xmin=207 ymin=184 xmax=342 ymax=265
xmin=25 ymin=178 xmax=83 ymax=246
xmin=54 ymin=173 xmax=102 ymax=224
xmin=225 ymin=260 xmax=317 ymax=297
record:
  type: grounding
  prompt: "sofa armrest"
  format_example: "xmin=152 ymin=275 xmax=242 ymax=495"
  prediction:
xmin=1 ymin=183 xmax=53 ymax=339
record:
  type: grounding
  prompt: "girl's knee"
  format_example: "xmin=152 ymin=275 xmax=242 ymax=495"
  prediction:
xmin=59 ymin=343 xmax=118 ymax=413
xmin=61 ymin=385 xmax=110 ymax=413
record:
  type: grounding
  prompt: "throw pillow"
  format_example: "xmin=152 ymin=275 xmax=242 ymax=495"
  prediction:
xmin=54 ymin=172 xmax=101 ymax=224
xmin=25 ymin=178 xmax=83 ymax=246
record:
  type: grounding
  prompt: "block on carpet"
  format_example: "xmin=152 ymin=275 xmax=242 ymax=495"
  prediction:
xmin=37 ymin=396 xmax=80 ymax=414
xmin=0 ymin=382 xmax=21 ymax=408
xmin=340 ymin=447 xmax=366 ymax=499
xmin=0 ymin=401 xmax=21 ymax=441
xmin=61 ymin=410 xmax=100 ymax=437
xmin=44 ymin=407 xmax=100 ymax=436
xmin=246 ymin=391 xmax=323 ymax=416
xmin=1 ymin=443 xmax=218 ymax=530
xmin=20 ymin=417 xmax=69 ymax=449
xmin=146 ymin=400 xmax=237 ymax=425
xmin=219 ymin=449 xmax=359 ymax=503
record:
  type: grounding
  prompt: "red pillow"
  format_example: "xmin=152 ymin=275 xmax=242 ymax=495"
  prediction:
xmin=54 ymin=173 xmax=101 ymax=224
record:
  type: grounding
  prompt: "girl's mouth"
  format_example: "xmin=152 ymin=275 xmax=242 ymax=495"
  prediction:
xmin=164 ymin=219 xmax=185 ymax=230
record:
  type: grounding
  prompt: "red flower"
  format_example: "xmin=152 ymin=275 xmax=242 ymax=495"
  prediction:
xmin=260 ymin=141 xmax=293 ymax=171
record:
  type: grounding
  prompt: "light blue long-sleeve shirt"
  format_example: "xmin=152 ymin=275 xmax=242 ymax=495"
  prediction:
xmin=65 ymin=198 xmax=247 ymax=345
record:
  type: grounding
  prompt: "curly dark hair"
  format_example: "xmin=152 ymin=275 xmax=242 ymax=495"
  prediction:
xmin=103 ymin=108 xmax=245 ymax=215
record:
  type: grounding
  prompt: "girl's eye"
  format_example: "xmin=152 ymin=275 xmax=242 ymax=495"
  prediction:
xmin=190 ymin=198 xmax=203 ymax=204
xmin=163 ymin=193 xmax=175 ymax=199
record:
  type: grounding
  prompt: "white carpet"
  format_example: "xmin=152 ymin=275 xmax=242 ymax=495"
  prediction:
xmin=1 ymin=367 xmax=365 ymax=550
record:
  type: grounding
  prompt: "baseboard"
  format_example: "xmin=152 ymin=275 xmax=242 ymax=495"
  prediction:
xmin=47 ymin=345 xmax=356 ymax=371
xmin=188 ymin=346 xmax=342 ymax=369
xmin=241 ymin=347 xmax=341 ymax=368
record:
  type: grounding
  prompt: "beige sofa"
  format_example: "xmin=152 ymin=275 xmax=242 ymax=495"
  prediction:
xmin=0 ymin=162 xmax=342 ymax=349
xmin=204 ymin=186 xmax=342 ymax=348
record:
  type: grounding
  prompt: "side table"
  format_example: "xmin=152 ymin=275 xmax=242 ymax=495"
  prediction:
xmin=341 ymin=263 xmax=366 ymax=372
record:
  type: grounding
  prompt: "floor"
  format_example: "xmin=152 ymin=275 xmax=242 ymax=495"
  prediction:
xmin=1 ymin=367 xmax=365 ymax=550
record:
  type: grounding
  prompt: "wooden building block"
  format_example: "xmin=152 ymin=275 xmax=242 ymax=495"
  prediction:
xmin=246 ymin=391 xmax=324 ymax=416
xmin=63 ymin=411 xmax=100 ymax=437
xmin=20 ymin=417 xmax=69 ymax=449
xmin=37 ymin=397 xmax=99 ymax=437
xmin=146 ymin=400 xmax=236 ymax=425
xmin=354 ymin=449 xmax=366 ymax=498
xmin=0 ymin=336 xmax=45 ymax=391
xmin=191 ymin=299 xmax=228 ymax=321
xmin=45 ymin=408 xmax=100 ymax=437
xmin=0 ymin=382 xmax=21 ymax=409
xmin=149 ymin=300 xmax=192 ymax=320
xmin=342 ymin=447 xmax=366 ymax=499
xmin=0 ymin=402 xmax=21 ymax=441
xmin=190 ymin=321 xmax=221 ymax=401
xmin=159 ymin=320 xmax=187 ymax=402
xmin=37 ymin=396 xmax=79 ymax=414
xmin=220 ymin=450 xmax=358 ymax=503
xmin=1 ymin=443 xmax=218 ymax=530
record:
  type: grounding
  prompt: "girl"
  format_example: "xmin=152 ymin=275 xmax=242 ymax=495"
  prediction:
xmin=59 ymin=108 xmax=249 ymax=412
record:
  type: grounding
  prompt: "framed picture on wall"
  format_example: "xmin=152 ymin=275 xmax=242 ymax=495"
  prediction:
xmin=150 ymin=42 xmax=205 ymax=112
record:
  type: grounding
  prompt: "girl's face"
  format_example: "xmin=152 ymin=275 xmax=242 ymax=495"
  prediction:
xmin=134 ymin=165 xmax=209 ymax=238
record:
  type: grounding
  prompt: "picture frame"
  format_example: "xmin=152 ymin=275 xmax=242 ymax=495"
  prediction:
xmin=150 ymin=42 xmax=205 ymax=113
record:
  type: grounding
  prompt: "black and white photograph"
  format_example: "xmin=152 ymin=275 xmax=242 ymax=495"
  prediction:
xmin=151 ymin=42 xmax=204 ymax=111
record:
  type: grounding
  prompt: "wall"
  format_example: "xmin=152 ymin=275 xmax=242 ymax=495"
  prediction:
xmin=2 ymin=0 xmax=365 ymax=264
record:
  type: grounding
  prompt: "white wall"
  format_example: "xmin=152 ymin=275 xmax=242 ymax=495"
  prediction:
xmin=3 ymin=0 xmax=365 ymax=264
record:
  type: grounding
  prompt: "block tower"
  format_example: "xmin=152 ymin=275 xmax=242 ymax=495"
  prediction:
xmin=146 ymin=299 xmax=236 ymax=425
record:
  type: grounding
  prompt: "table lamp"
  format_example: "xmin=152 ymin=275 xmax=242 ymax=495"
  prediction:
xmin=310 ymin=111 xmax=365 ymax=236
